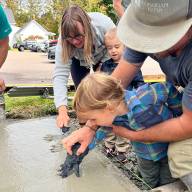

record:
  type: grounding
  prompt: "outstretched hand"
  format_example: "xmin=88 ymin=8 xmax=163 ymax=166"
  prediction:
xmin=62 ymin=126 xmax=95 ymax=155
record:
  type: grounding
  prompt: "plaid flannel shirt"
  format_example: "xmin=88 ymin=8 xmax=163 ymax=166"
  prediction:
xmin=112 ymin=82 xmax=182 ymax=161
xmin=89 ymin=82 xmax=182 ymax=161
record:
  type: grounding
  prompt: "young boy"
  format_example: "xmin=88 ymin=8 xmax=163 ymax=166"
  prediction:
xmin=73 ymin=72 xmax=182 ymax=188
xmin=102 ymin=28 xmax=144 ymax=90
xmin=100 ymin=28 xmax=145 ymax=162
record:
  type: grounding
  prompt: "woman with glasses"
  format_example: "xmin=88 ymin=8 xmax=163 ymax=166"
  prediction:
xmin=53 ymin=5 xmax=115 ymax=128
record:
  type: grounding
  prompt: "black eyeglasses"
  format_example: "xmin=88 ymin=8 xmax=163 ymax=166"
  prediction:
xmin=63 ymin=34 xmax=84 ymax=42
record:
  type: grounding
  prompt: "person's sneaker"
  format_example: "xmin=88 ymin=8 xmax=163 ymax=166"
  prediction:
xmin=102 ymin=146 xmax=116 ymax=158
xmin=116 ymin=152 xmax=128 ymax=163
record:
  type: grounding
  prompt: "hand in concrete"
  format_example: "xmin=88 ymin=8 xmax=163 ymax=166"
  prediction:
xmin=58 ymin=142 xmax=89 ymax=178
xmin=62 ymin=126 xmax=95 ymax=155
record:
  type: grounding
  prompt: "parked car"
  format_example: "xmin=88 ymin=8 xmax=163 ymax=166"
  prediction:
xmin=49 ymin=40 xmax=58 ymax=48
xmin=31 ymin=42 xmax=49 ymax=52
xmin=13 ymin=42 xmax=20 ymax=48
xmin=48 ymin=45 xmax=56 ymax=60
xmin=18 ymin=41 xmax=37 ymax=52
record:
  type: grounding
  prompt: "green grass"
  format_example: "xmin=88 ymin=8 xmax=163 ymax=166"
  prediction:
xmin=4 ymin=92 xmax=75 ymax=119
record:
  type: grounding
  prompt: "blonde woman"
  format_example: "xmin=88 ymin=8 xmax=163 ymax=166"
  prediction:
xmin=53 ymin=5 xmax=115 ymax=128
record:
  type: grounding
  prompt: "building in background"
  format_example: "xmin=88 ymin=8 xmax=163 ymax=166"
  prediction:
xmin=0 ymin=1 xmax=55 ymax=47
xmin=14 ymin=20 xmax=55 ymax=43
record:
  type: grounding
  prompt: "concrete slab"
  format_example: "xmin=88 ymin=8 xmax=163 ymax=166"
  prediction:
xmin=0 ymin=117 xmax=140 ymax=192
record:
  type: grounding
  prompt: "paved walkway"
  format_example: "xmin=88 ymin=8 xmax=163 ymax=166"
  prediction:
xmin=1 ymin=51 xmax=164 ymax=85
xmin=2 ymin=51 xmax=54 ymax=85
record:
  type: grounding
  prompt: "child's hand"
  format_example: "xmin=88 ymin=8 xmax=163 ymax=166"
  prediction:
xmin=62 ymin=126 xmax=95 ymax=155
xmin=58 ymin=142 xmax=89 ymax=178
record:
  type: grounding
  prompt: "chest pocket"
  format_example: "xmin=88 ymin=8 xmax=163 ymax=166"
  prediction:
xmin=133 ymin=105 xmax=163 ymax=128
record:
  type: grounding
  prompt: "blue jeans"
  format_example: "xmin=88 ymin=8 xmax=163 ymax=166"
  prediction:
xmin=137 ymin=156 xmax=176 ymax=188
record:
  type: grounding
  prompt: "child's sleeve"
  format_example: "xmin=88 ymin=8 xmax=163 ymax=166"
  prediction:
xmin=88 ymin=127 xmax=111 ymax=150
xmin=166 ymin=82 xmax=183 ymax=117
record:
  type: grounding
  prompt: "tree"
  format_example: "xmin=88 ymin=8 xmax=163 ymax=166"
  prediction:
xmin=26 ymin=0 xmax=41 ymax=20
xmin=99 ymin=0 xmax=118 ymax=23
xmin=6 ymin=0 xmax=30 ymax=27
xmin=38 ymin=10 xmax=59 ymax=35
xmin=5 ymin=0 xmax=113 ymax=35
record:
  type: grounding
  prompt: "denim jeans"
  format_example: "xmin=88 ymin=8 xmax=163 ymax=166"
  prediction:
xmin=137 ymin=156 xmax=176 ymax=188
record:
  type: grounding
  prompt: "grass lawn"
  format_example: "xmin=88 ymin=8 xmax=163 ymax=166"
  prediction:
xmin=4 ymin=76 xmax=165 ymax=119
xmin=4 ymin=92 xmax=74 ymax=119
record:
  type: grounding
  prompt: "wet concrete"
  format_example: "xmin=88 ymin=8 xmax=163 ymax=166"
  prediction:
xmin=0 ymin=117 xmax=140 ymax=192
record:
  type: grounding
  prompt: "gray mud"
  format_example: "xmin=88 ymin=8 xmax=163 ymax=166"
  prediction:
xmin=0 ymin=117 xmax=140 ymax=192
xmin=44 ymin=117 xmax=151 ymax=191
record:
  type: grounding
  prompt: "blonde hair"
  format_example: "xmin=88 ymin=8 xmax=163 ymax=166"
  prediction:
xmin=73 ymin=72 xmax=124 ymax=116
xmin=104 ymin=27 xmax=118 ymax=44
xmin=61 ymin=5 xmax=94 ymax=64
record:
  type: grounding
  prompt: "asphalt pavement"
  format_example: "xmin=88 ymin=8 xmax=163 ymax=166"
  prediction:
xmin=1 ymin=50 xmax=54 ymax=85
xmin=1 ymin=50 xmax=164 ymax=86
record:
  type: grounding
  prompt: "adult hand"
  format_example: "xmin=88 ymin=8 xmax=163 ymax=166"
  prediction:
xmin=113 ymin=0 xmax=122 ymax=6
xmin=0 ymin=79 xmax=5 ymax=92
xmin=62 ymin=126 xmax=95 ymax=155
xmin=113 ymin=0 xmax=124 ymax=17
xmin=56 ymin=105 xmax=70 ymax=128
